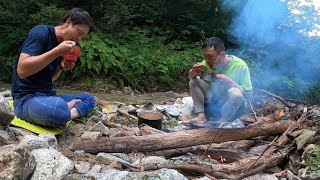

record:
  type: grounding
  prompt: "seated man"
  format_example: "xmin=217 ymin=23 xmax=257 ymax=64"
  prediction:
xmin=188 ymin=37 xmax=252 ymax=124
xmin=11 ymin=8 xmax=96 ymax=128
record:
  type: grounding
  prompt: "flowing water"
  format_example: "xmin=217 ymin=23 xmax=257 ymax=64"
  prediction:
xmin=0 ymin=82 xmax=170 ymax=104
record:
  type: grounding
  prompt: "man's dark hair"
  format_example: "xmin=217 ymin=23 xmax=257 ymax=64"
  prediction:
xmin=202 ymin=37 xmax=225 ymax=52
xmin=63 ymin=8 xmax=94 ymax=34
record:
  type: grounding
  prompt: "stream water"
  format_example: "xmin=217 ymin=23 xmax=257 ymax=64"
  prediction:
xmin=0 ymin=82 xmax=171 ymax=104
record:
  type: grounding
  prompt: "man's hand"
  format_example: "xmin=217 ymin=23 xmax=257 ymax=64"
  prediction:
xmin=188 ymin=63 xmax=204 ymax=79
xmin=215 ymin=74 xmax=244 ymax=93
xmin=215 ymin=74 xmax=233 ymax=83
xmin=54 ymin=41 xmax=76 ymax=56
xmin=60 ymin=61 xmax=76 ymax=71
xmin=53 ymin=60 xmax=75 ymax=81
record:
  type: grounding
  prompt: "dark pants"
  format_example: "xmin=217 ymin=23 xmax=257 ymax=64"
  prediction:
xmin=204 ymin=101 xmax=247 ymax=122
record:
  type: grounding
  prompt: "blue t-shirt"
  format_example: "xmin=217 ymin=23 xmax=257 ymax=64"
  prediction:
xmin=12 ymin=25 xmax=62 ymax=99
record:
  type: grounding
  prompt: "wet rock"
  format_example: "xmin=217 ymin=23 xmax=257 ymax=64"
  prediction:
xmin=0 ymin=145 xmax=36 ymax=180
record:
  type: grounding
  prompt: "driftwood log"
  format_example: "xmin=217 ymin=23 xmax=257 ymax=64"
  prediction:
xmin=139 ymin=124 xmax=195 ymax=158
xmin=241 ymin=109 xmax=286 ymax=124
xmin=72 ymin=120 xmax=293 ymax=153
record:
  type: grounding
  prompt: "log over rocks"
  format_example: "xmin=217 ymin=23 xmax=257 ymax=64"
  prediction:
xmin=72 ymin=120 xmax=293 ymax=154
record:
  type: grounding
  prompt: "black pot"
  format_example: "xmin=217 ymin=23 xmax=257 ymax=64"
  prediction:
xmin=137 ymin=111 xmax=163 ymax=130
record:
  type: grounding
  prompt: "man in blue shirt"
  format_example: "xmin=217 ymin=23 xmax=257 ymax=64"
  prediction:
xmin=11 ymin=8 xmax=96 ymax=128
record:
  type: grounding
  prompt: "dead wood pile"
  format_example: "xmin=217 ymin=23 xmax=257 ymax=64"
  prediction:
xmin=72 ymin=90 xmax=320 ymax=179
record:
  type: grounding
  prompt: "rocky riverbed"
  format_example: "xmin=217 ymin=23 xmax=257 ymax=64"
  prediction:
xmin=0 ymin=86 xmax=319 ymax=180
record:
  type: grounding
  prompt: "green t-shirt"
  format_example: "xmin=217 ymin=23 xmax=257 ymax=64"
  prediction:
xmin=200 ymin=55 xmax=253 ymax=98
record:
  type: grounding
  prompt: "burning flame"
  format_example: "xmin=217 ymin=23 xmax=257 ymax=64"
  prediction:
xmin=219 ymin=156 xmax=227 ymax=163
xmin=207 ymin=154 xmax=227 ymax=163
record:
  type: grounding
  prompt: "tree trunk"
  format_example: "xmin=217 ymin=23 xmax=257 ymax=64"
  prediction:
xmin=72 ymin=120 xmax=293 ymax=154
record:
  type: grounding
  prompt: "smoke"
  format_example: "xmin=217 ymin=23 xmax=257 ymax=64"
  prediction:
xmin=221 ymin=0 xmax=320 ymax=97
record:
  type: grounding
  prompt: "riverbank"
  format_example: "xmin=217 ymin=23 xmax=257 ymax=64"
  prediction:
xmin=0 ymin=82 xmax=189 ymax=104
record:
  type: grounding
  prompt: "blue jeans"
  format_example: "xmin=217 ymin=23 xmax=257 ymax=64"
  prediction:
xmin=14 ymin=92 xmax=95 ymax=128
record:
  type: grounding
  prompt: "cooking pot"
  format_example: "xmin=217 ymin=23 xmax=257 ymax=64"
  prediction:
xmin=137 ymin=111 xmax=163 ymax=130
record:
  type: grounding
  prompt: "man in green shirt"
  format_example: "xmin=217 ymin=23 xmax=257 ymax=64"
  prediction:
xmin=188 ymin=37 xmax=252 ymax=126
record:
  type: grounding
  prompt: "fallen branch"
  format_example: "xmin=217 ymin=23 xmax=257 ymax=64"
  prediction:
xmin=241 ymin=109 xmax=286 ymax=124
xmin=282 ymin=97 xmax=308 ymax=105
xmin=138 ymin=151 xmax=287 ymax=180
xmin=256 ymin=89 xmax=291 ymax=107
xmin=117 ymin=108 xmax=138 ymax=121
xmin=72 ymin=120 xmax=293 ymax=154
xmin=246 ymin=108 xmax=308 ymax=173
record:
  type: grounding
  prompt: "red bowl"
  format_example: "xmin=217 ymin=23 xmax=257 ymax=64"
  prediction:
xmin=63 ymin=55 xmax=77 ymax=62
xmin=64 ymin=47 xmax=81 ymax=62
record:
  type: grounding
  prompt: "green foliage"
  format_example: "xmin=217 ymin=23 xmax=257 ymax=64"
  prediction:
xmin=0 ymin=0 xmax=65 ymax=81
xmin=64 ymin=28 xmax=200 ymax=91
xmin=303 ymin=145 xmax=320 ymax=172
xmin=163 ymin=120 xmax=179 ymax=128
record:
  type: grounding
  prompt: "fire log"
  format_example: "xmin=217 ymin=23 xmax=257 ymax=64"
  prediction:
xmin=139 ymin=150 xmax=288 ymax=180
xmin=72 ymin=120 xmax=293 ymax=154
xmin=241 ymin=109 xmax=285 ymax=124
xmin=139 ymin=124 xmax=195 ymax=158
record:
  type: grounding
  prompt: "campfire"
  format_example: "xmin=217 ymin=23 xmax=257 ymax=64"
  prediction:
xmin=219 ymin=156 xmax=227 ymax=163
xmin=207 ymin=154 xmax=228 ymax=164
xmin=68 ymin=89 xmax=319 ymax=179
xmin=67 ymin=89 xmax=318 ymax=179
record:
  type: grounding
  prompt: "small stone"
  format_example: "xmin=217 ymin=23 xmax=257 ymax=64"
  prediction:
xmin=81 ymin=131 xmax=102 ymax=140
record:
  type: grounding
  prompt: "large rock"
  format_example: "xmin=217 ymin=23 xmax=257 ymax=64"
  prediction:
xmin=0 ymin=145 xmax=36 ymax=180
xmin=95 ymin=168 xmax=187 ymax=180
xmin=0 ymin=94 xmax=14 ymax=126
xmin=19 ymin=135 xmax=50 ymax=151
xmin=30 ymin=148 xmax=74 ymax=180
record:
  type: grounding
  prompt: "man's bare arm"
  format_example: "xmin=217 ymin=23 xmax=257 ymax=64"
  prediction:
xmin=17 ymin=41 xmax=75 ymax=79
